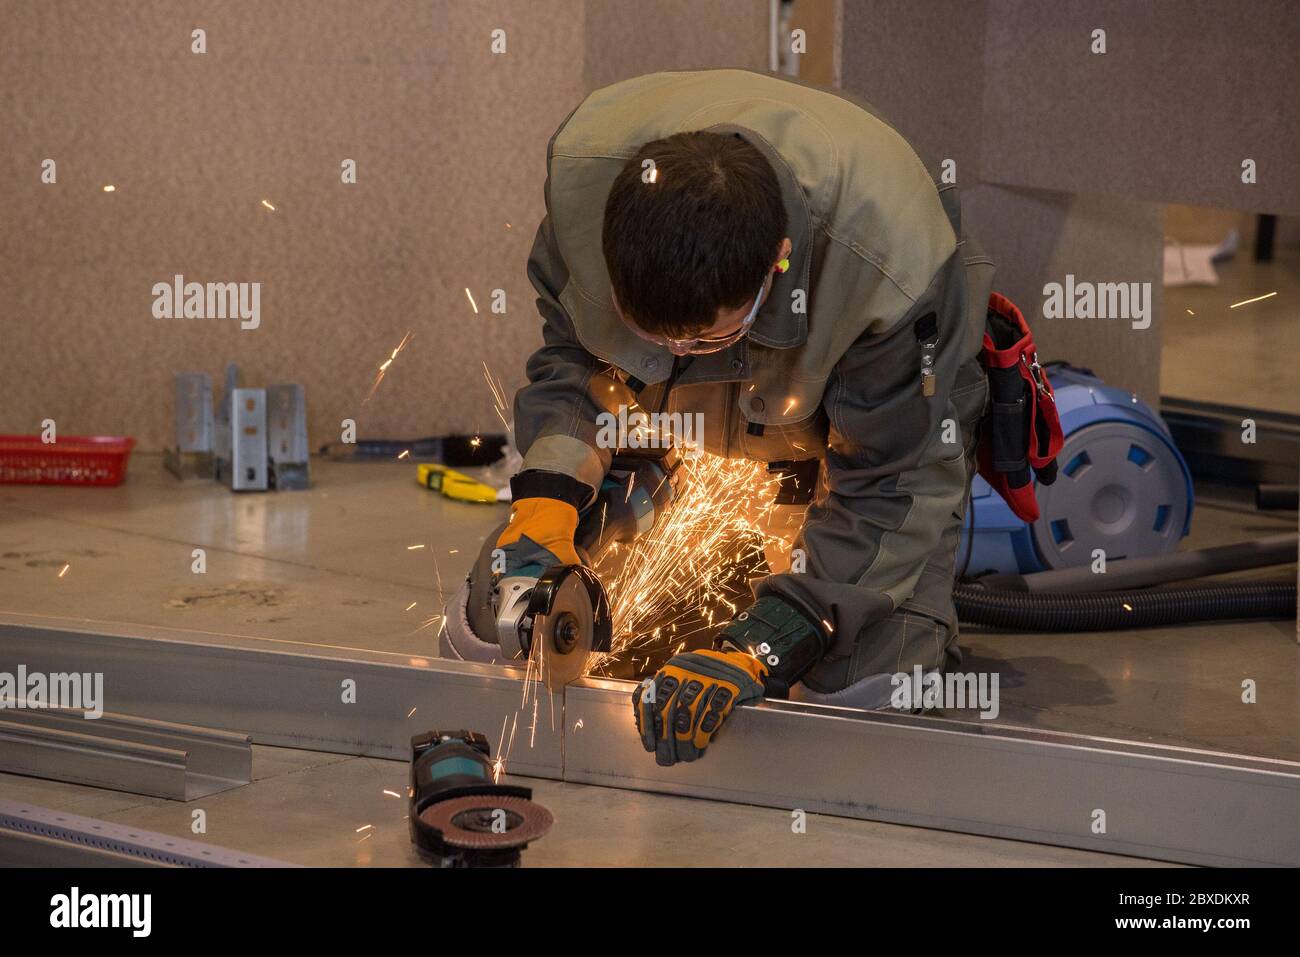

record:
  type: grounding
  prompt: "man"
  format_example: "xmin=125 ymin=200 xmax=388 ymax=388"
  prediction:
xmin=481 ymin=69 xmax=993 ymax=766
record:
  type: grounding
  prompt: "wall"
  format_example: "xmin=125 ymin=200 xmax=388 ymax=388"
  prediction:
xmin=0 ymin=0 xmax=768 ymax=450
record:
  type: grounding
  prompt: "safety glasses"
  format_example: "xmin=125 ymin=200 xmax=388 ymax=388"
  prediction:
xmin=615 ymin=275 xmax=770 ymax=357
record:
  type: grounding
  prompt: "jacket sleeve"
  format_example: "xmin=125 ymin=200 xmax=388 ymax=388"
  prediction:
xmin=756 ymin=258 xmax=986 ymax=650
xmin=511 ymin=214 xmax=613 ymax=499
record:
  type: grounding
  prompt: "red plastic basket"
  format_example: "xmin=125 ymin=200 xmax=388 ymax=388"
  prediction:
xmin=0 ymin=435 xmax=137 ymax=486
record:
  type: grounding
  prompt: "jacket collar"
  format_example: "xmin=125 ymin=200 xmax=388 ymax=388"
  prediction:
xmin=702 ymin=123 xmax=811 ymax=350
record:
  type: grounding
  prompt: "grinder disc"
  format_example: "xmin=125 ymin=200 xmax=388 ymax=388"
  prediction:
xmin=418 ymin=794 xmax=554 ymax=850
xmin=527 ymin=565 xmax=612 ymax=690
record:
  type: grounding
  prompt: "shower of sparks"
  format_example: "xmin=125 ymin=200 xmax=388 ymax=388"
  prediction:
xmin=465 ymin=288 xmax=479 ymax=313
xmin=589 ymin=454 xmax=790 ymax=672
xmin=261 ymin=199 xmax=276 ymax=211
xmin=57 ymin=563 xmax=70 ymax=578
xmin=482 ymin=362 xmax=511 ymax=430
xmin=362 ymin=331 xmax=414 ymax=405
xmin=1229 ymin=291 xmax=1277 ymax=309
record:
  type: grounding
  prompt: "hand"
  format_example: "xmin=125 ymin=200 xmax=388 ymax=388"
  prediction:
xmin=632 ymin=649 xmax=767 ymax=766
xmin=494 ymin=497 xmax=581 ymax=578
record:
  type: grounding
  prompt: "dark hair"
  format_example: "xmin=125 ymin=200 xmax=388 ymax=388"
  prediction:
xmin=602 ymin=131 xmax=787 ymax=339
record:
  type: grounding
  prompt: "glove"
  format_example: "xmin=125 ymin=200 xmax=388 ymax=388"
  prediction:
xmin=494 ymin=497 xmax=581 ymax=579
xmin=632 ymin=649 xmax=767 ymax=766
xmin=715 ymin=595 xmax=826 ymax=698
xmin=494 ymin=470 xmax=593 ymax=578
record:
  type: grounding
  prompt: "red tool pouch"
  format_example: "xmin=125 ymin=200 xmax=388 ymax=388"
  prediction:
xmin=975 ymin=293 xmax=1064 ymax=523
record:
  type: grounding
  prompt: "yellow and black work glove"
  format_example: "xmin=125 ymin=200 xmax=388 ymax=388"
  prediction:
xmin=494 ymin=470 xmax=591 ymax=578
xmin=632 ymin=649 xmax=768 ymax=766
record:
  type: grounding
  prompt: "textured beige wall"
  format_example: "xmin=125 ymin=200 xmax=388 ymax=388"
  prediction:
xmin=0 ymin=0 xmax=767 ymax=450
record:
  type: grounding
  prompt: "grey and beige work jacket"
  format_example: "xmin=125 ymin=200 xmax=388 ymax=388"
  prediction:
xmin=513 ymin=69 xmax=994 ymax=647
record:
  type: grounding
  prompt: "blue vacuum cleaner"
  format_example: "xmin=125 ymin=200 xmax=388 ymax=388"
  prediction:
xmin=960 ymin=363 xmax=1194 ymax=577
xmin=954 ymin=364 xmax=1296 ymax=630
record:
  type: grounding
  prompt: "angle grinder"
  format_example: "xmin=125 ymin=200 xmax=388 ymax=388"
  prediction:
xmin=408 ymin=729 xmax=554 ymax=868
xmin=488 ymin=449 xmax=680 ymax=689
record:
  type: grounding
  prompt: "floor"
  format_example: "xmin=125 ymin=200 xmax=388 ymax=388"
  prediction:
xmin=1162 ymin=246 xmax=1300 ymax=415
xmin=1 ymin=454 xmax=1295 ymax=866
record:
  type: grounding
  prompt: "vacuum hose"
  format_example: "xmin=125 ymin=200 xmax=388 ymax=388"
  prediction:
xmin=955 ymin=581 xmax=1297 ymax=632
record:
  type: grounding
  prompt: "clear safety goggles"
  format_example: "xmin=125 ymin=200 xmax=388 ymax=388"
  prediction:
xmin=615 ymin=276 xmax=769 ymax=357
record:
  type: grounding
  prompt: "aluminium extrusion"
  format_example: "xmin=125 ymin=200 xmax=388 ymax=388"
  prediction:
xmin=0 ymin=799 xmax=297 ymax=867
xmin=4 ymin=612 xmax=1300 ymax=865
xmin=565 ymin=676 xmax=1300 ymax=867
xmin=0 ymin=612 xmax=562 ymax=778
xmin=0 ymin=708 xmax=251 ymax=800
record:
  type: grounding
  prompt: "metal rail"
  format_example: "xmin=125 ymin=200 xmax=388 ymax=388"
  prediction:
xmin=0 ymin=708 xmax=251 ymax=800
xmin=3 ymin=612 xmax=1298 ymax=866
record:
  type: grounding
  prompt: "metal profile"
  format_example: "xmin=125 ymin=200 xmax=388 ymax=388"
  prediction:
xmin=0 ymin=798 xmax=296 ymax=867
xmin=0 ymin=708 xmax=250 ymax=801
xmin=230 ymin=387 xmax=268 ymax=491
xmin=267 ymin=383 xmax=309 ymax=490
xmin=3 ymin=612 xmax=1298 ymax=866
xmin=565 ymin=677 xmax=1300 ymax=867
xmin=0 ymin=613 xmax=561 ymax=778
xmin=164 ymin=372 xmax=215 ymax=481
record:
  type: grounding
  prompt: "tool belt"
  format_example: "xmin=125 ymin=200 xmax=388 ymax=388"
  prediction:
xmin=976 ymin=292 xmax=1064 ymax=523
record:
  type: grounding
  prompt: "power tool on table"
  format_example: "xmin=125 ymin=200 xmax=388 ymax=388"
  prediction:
xmin=441 ymin=448 xmax=683 ymax=689
xmin=408 ymin=729 xmax=553 ymax=868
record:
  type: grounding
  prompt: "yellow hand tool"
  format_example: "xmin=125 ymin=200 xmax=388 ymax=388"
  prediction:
xmin=416 ymin=463 xmax=502 ymax=504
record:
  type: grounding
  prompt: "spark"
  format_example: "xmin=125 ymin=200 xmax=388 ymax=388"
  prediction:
xmin=573 ymin=719 xmax=584 ymax=731
xmin=589 ymin=454 xmax=789 ymax=673
xmin=405 ymin=601 xmax=417 ymax=611
xmin=505 ymin=223 xmax=512 ymax=229
xmin=407 ymin=544 xmax=425 ymax=550
xmin=383 ymin=789 xmax=401 ymax=798
xmin=261 ymin=199 xmax=276 ymax=211
xmin=1185 ymin=309 xmax=1195 ymax=316
xmin=362 ymin=331 xmax=414 ymax=405
xmin=102 ymin=185 xmax=115 ymax=192
xmin=397 ymin=449 xmax=410 ymax=459
xmin=57 ymin=563 xmax=70 ymax=578
xmin=449 ymin=549 xmax=459 ymax=554
xmin=355 ymin=824 xmax=372 ymax=833
xmin=1229 ymin=291 xmax=1277 ymax=309
xmin=470 ymin=436 xmax=482 ymax=448
xmin=821 ymin=618 xmax=834 ymax=632
xmin=465 ymin=288 xmax=479 ymax=313
xmin=783 ymin=397 xmax=797 ymax=415
xmin=407 ymin=707 xmax=417 ymax=717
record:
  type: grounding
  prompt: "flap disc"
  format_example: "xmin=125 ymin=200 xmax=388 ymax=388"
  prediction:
xmin=419 ymin=794 xmax=553 ymax=852
xmin=527 ymin=565 xmax=612 ymax=690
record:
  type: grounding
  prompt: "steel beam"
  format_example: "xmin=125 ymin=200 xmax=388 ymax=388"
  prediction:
xmin=565 ymin=676 xmax=1300 ymax=867
xmin=0 ymin=613 xmax=562 ymax=778
xmin=5 ymin=612 xmax=1300 ymax=865
xmin=0 ymin=799 xmax=295 ymax=867
xmin=0 ymin=708 xmax=251 ymax=800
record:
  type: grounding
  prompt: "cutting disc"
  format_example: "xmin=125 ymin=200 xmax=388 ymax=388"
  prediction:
xmin=418 ymin=794 xmax=554 ymax=850
xmin=527 ymin=565 xmax=612 ymax=690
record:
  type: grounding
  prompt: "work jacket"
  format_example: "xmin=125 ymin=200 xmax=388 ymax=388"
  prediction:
xmin=514 ymin=69 xmax=993 ymax=646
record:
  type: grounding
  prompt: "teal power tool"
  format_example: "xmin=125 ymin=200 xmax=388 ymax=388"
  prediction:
xmin=408 ymin=730 xmax=553 ymax=868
